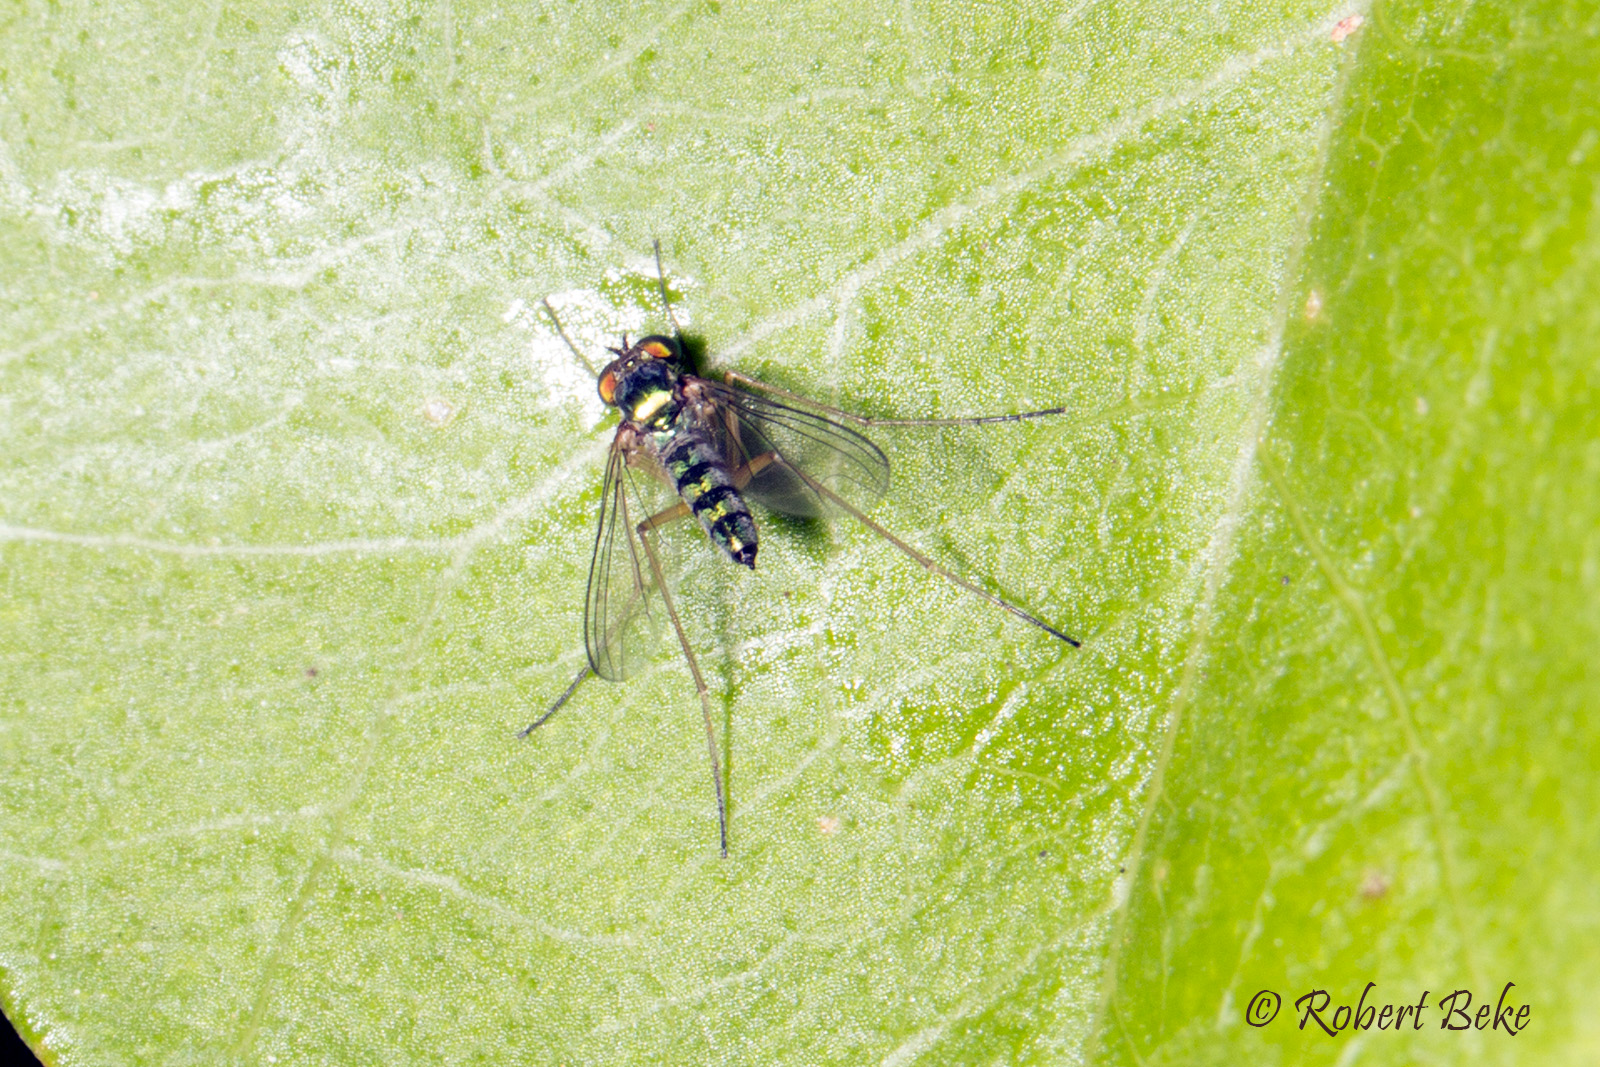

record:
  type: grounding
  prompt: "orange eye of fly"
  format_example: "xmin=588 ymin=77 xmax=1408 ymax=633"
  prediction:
xmin=597 ymin=370 xmax=618 ymax=405
xmin=639 ymin=340 xmax=673 ymax=361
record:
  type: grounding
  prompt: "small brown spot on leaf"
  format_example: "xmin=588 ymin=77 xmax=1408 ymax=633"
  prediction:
xmin=1331 ymin=14 xmax=1364 ymax=43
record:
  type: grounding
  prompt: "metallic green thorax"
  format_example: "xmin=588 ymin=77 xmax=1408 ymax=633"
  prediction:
xmin=608 ymin=338 xmax=759 ymax=568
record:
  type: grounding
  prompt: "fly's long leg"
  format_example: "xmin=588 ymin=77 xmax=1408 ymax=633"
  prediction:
xmin=770 ymin=452 xmax=1081 ymax=648
xmin=724 ymin=370 xmax=1069 ymax=427
xmin=519 ymin=485 xmax=731 ymax=857
xmin=732 ymin=452 xmax=779 ymax=487
xmin=518 ymin=664 xmax=591 ymax=737
xmin=637 ymin=499 xmax=691 ymax=532
xmin=634 ymin=518 xmax=730 ymax=858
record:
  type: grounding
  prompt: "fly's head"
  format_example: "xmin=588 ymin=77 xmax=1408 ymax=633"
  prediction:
xmin=597 ymin=334 xmax=682 ymax=426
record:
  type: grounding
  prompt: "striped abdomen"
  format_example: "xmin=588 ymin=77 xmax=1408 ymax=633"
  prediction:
xmin=660 ymin=427 xmax=759 ymax=568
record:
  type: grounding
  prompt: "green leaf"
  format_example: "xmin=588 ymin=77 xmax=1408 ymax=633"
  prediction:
xmin=1 ymin=0 xmax=1593 ymax=1064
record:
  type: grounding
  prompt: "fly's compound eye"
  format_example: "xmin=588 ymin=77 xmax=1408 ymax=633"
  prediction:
xmin=597 ymin=368 xmax=619 ymax=405
xmin=638 ymin=339 xmax=674 ymax=362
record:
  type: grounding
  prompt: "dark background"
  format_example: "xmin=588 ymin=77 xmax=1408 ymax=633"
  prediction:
xmin=1 ymin=1007 xmax=43 ymax=1066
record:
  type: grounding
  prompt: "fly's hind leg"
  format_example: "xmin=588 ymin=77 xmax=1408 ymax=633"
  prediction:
xmin=628 ymin=456 xmax=787 ymax=858
xmin=724 ymin=370 xmax=1070 ymax=427
xmin=518 ymin=665 xmax=592 ymax=738
xmin=526 ymin=467 xmax=784 ymax=857
xmin=757 ymin=450 xmax=1081 ymax=648
xmin=631 ymin=517 xmax=731 ymax=858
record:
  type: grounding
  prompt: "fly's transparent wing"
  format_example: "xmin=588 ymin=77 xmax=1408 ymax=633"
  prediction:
xmin=695 ymin=380 xmax=890 ymax=518
xmin=583 ymin=435 xmax=661 ymax=681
